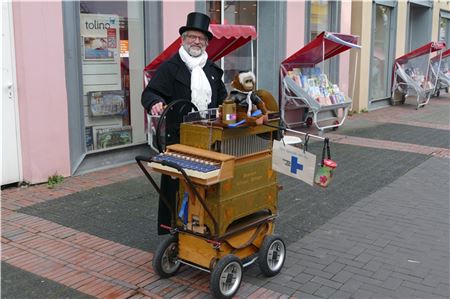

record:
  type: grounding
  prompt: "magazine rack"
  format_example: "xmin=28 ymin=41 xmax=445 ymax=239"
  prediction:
xmin=392 ymin=41 xmax=446 ymax=109
xmin=143 ymin=24 xmax=257 ymax=152
xmin=431 ymin=48 xmax=450 ymax=97
xmin=280 ymin=31 xmax=360 ymax=133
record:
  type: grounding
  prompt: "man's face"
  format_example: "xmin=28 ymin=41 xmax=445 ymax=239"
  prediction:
xmin=182 ymin=30 xmax=208 ymax=57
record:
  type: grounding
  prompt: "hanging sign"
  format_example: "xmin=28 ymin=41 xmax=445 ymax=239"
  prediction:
xmin=272 ymin=139 xmax=316 ymax=186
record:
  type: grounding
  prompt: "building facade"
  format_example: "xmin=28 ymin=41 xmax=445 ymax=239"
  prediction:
xmin=2 ymin=0 xmax=449 ymax=185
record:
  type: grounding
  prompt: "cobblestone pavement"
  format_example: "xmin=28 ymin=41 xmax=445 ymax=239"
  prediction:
xmin=2 ymin=95 xmax=449 ymax=298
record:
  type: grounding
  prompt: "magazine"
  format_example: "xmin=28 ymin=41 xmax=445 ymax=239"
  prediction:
xmin=95 ymin=126 xmax=132 ymax=149
xmin=88 ymin=90 xmax=126 ymax=117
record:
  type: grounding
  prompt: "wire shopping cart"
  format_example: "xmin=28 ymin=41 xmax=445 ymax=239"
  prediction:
xmin=392 ymin=41 xmax=446 ymax=109
xmin=280 ymin=31 xmax=360 ymax=134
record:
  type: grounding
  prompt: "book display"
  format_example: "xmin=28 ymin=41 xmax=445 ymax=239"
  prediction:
xmin=95 ymin=126 xmax=132 ymax=149
xmin=287 ymin=67 xmax=347 ymax=106
xmin=280 ymin=31 xmax=360 ymax=132
xmin=80 ymin=12 xmax=133 ymax=151
xmin=88 ymin=90 xmax=126 ymax=117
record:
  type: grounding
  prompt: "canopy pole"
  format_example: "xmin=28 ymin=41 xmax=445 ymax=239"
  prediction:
xmin=351 ymin=49 xmax=359 ymax=111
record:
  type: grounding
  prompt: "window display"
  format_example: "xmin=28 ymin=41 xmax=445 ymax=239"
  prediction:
xmin=207 ymin=1 xmax=257 ymax=89
xmin=79 ymin=2 xmax=145 ymax=152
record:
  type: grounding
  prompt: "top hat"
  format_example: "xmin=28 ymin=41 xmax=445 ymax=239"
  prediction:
xmin=179 ymin=12 xmax=213 ymax=40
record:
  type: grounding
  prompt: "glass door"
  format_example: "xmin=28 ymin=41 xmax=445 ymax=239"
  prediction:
xmin=369 ymin=4 xmax=395 ymax=107
xmin=207 ymin=1 xmax=257 ymax=91
xmin=79 ymin=1 xmax=145 ymax=152
xmin=307 ymin=0 xmax=340 ymax=83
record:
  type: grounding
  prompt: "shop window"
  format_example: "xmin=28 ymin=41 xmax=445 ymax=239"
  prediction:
xmin=79 ymin=1 xmax=145 ymax=152
xmin=306 ymin=0 xmax=340 ymax=83
xmin=407 ymin=3 xmax=432 ymax=52
xmin=370 ymin=4 xmax=394 ymax=101
xmin=206 ymin=1 xmax=257 ymax=90
xmin=440 ymin=13 xmax=450 ymax=44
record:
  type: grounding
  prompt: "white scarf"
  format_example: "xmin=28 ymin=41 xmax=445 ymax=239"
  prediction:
xmin=232 ymin=88 xmax=253 ymax=117
xmin=179 ymin=46 xmax=211 ymax=111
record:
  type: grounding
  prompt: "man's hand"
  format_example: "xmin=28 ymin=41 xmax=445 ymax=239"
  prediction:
xmin=151 ymin=102 xmax=165 ymax=115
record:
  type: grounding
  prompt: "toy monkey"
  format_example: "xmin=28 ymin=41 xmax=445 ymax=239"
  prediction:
xmin=229 ymin=71 xmax=268 ymax=125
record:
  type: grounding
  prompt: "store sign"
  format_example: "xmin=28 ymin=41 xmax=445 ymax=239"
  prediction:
xmin=80 ymin=13 xmax=119 ymax=61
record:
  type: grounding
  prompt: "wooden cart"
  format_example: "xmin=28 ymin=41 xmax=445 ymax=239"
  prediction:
xmin=136 ymin=107 xmax=285 ymax=299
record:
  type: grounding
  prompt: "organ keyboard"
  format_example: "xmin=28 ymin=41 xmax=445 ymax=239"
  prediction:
xmin=148 ymin=144 xmax=235 ymax=186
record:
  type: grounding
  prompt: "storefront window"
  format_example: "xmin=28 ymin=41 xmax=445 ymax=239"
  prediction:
xmin=307 ymin=0 xmax=339 ymax=82
xmin=79 ymin=1 xmax=145 ymax=152
xmin=370 ymin=5 xmax=393 ymax=100
xmin=207 ymin=1 xmax=257 ymax=90
xmin=440 ymin=15 xmax=449 ymax=43
xmin=309 ymin=0 xmax=329 ymax=41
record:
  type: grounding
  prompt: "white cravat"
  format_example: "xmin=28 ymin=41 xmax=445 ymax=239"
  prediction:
xmin=179 ymin=46 xmax=212 ymax=111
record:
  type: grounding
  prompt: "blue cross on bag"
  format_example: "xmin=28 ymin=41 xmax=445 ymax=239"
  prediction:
xmin=272 ymin=139 xmax=317 ymax=186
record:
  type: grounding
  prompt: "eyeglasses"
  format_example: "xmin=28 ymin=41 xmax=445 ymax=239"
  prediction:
xmin=185 ymin=34 xmax=208 ymax=43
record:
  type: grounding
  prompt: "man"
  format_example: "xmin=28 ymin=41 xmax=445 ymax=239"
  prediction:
xmin=141 ymin=12 xmax=227 ymax=235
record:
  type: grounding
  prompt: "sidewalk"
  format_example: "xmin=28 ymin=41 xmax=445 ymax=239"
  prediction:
xmin=2 ymin=96 xmax=449 ymax=298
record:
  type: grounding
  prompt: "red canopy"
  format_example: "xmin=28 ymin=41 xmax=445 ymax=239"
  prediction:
xmin=281 ymin=31 xmax=360 ymax=68
xmin=395 ymin=41 xmax=446 ymax=65
xmin=144 ymin=24 xmax=256 ymax=75
xmin=443 ymin=48 xmax=450 ymax=60
xmin=431 ymin=47 xmax=450 ymax=63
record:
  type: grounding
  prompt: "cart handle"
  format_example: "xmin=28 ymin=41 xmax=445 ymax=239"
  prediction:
xmin=135 ymin=155 xmax=178 ymax=226
xmin=136 ymin=155 xmax=220 ymax=237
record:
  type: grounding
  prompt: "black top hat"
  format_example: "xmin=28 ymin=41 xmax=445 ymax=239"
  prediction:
xmin=179 ymin=12 xmax=213 ymax=40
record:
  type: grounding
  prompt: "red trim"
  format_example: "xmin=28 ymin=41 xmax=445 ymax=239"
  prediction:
xmin=281 ymin=31 xmax=359 ymax=68
xmin=395 ymin=42 xmax=446 ymax=65
xmin=143 ymin=24 xmax=257 ymax=75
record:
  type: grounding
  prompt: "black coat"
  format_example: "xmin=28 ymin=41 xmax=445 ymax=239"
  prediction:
xmin=142 ymin=52 xmax=227 ymax=111
xmin=141 ymin=52 xmax=227 ymax=235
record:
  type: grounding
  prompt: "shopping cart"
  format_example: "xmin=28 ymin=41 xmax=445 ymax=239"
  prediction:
xmin=143 ymin=24 xmax=257 ymax=153
xmin=392 ymin=41 xmax=446 ymax=109
xmin=280 ymin=31 xmax=360 ymax=134
xmin=431 ymin=48 xmax=450 ymax=97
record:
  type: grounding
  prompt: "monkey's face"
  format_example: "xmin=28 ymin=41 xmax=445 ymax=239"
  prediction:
xmin=242 ymin=77 xmax=255 ymax=92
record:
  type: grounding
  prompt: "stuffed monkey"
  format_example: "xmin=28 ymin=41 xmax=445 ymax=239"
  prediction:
xmin=230 ymin=71 xmax=268 ymax=125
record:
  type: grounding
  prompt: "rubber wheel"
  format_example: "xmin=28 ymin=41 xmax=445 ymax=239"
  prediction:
xmin=258 ymin=235 xmax=286 ymax=277
xmin=306 ymin=117 xmax=313 ymax=128
xmin=210 ymin=255 xmax=243 ymax=299
xmin=152 ymin=235 xmax=181 ymax=278
xmin=436 ymin=90 xmax=440 ymax=97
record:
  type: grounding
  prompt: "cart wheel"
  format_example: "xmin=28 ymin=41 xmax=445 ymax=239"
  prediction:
xmin=210 ymin=255 xmax=243 ymax=299
xmin=152 ymin=235 xmax=181 ymax=278
xmin=306 ymin=117 xmax=313 ymax=128
xmin=258 ymin=235 xmax=286 ymax=277
xmin=436 ymin=90 xmax=440 ymax=97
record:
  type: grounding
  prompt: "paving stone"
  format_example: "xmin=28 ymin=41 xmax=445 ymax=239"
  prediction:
xmin=310 ymin=276 xmax=343 ymax=289
xmin=263 ymin=282 xmax=296 ymax=297
xmin=314 ymin=285 xmax=337 ymax=298
xmin=323 ymin=262 xmax=346 ymax=275
xmin=330 ymin=270 xmax=353 ymax=284
xmin=291 ymin=291 xmax=324 ymax=299
xmin=299 ymin=281 xmax=322 ymax=295
xmin=340 ymin=279 xmax=363 ymax=293
xmin=329 ymin=289 xmax=353 ymax=299
xmin=292 ymin=272 xmax=314 ymax=284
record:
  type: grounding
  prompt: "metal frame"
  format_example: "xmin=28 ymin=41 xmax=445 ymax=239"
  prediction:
xmin=281 ymin=74 xmax=351 ymax=134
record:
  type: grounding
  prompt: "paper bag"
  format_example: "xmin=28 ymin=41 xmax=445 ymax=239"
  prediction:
xmin=272 ymin=140 xmax=316 ymax=186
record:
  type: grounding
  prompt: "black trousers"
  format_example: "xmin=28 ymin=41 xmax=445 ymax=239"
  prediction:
xmin=157 ymin=174 xmax=179 ymax=235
